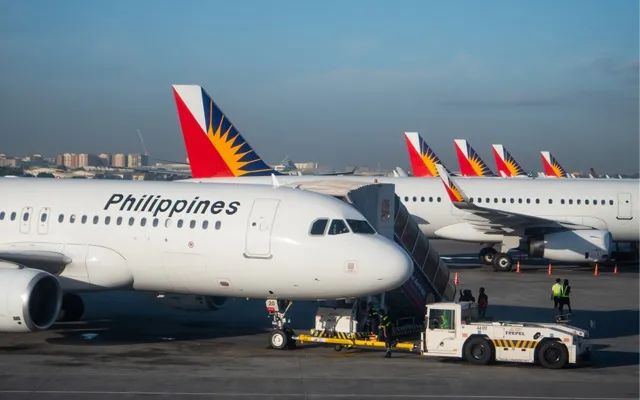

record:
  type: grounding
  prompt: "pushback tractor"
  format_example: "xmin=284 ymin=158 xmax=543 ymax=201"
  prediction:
xmin=290 ymin=302 xmax=591 ymax=369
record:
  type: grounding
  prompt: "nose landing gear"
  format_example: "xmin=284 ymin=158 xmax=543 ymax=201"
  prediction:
xmin=266 ymin=299 xmax=296 ymax=349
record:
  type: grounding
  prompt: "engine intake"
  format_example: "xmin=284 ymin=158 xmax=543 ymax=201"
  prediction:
xmin=0 ymin=264 xmax=62 ymax=332
xmin=529 ymin=230 xmax=612 ymax=263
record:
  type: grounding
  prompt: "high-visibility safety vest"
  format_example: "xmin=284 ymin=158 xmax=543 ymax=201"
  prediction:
xmin=560 ymin=286 xmax=570 ymax=298
xmin=552 ymin=283 xmax=562 ymax=297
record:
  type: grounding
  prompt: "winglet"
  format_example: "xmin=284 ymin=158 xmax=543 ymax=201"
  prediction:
xmin=435 ymin=164 xmax=466 ymax=203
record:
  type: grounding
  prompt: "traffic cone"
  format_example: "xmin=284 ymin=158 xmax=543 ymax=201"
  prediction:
xmin=547 ymin=263 xmax=552 ymax=276
xmin=515 ymin=260 xmax=521 ymax=273
xmin=454 ymin=272 xmax=459 ymax=286
xmin=613 ymin=264 xmax=619 ymax=274
xmin=593 ymin=263 xmax=599 ymax=277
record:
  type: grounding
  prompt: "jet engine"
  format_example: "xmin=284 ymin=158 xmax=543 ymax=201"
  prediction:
xmin=154 ymin=293 xmax=227 ymax=312
xmin=529 ymin=230 xmax=612 ymax=263
xmin=0 ymin=264 xmax=62 ymax=332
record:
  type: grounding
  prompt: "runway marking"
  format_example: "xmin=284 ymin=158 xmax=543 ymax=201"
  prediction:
xmin=0 ymin=390 xmax=634 ymax=399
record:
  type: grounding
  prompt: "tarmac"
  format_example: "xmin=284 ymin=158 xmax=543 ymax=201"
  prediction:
xmin=0 ymin=240 xmax=637 ymax=400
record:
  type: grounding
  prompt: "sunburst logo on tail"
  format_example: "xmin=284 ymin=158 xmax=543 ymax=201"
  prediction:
xmin=435 ymin=164 xmax=464 ymax=203
xmin=454 ymin=139 xmax=494 ymax=177
xmin=540 ymin=151 xmax=567 ymax=178
xmin=404 ymin=132 xmax=445 ymax=177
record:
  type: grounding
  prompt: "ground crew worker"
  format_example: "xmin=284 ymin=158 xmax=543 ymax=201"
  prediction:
xmin=378 ymin=310 xmax=393 ymax=358
xmin=439 ymin=310 xmax=451 ymax=330
xmin=551 ymin=278 xmax=562 ymax=313
xmin=477 ymin=287 xmax=488 ymax=319
xmin=559 ymin=279 xmax=572 ymax=314
xmin=366 ymin=304 xmax=380 ymax=334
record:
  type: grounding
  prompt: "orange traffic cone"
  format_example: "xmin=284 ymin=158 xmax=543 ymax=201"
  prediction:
xmin=547 ymin=263 xmax=552 ymax=276
xmin=613 ymin=264 xmax=619 ymax=274
xmin=516 ymin=260 xmax=521 ymax=273
xmin=593 ymin=263 xmax=600 ymax=277
xmin=454 ymin=272 xmax=459 ymax=286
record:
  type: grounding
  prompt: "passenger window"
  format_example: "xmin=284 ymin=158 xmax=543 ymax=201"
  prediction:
xmin=153 ymin=218 xmax=159 ymax=227
xmin=526 ymin=198 xmax=531 ymax=204
xmin=420 ymin=196 xmax=425 ymax=202
xmin=518 ymin=198 xmax=522 ymax=204
xmin=10 ymin=212 xmax=16 ymax=221
xmin=493 ymin=198 xmax=498 ymax=203
xmin=93 ymin=216 xmax=99 ymax=224
xmin=437 ymin=197 xmax=441 ymax=202
xmin=477 ymin=198 xmax=482 ymax=203
xmin=609 ymin=200 xmax=614 ymax=205
xmin=509 ymin=198 xmax=514 ymax=204
xmin=502 ymin=198 xmax=506 ymax=203
xmin=0 ymin=211 xmax=4 ymax=220
xmin=404 ymin=196 xmax=409 ymax=202
xmin=58 ymin=214 xmax=64 ymax=223
xmin=535 ymin=199 xmax=540 ymax=204
xmin=585 ymin=200 xmax=589 ymax=205
xmin=548 ymin=199 xmax=553 ymax=204
xmin=23 ymin=212 xmax=29 ymax=222
xmin=140 ymin=217 xmax=147 ymax=227
xmin=41 ymin=213 xmax=47 ymax=222
xmin=215 ymin=221 xmax=222 ymax=230
xmin=601 ymin=200 xmax=605 ymax=205
xmin=177 ymin=219 xmax=184 ymax=228
xmin=105 ymin=216 xmax=111 ymax=225
xmin=70 ymin=214 xmax=76 ymax=223
xmin=81 ymin=215 xmax=87 ymax=224
xmin=189 ymin=220 xmax=196 ymax=229
xmin=310 ymin=219 xmax=328 ymax=235
xmin=202 ymin=220 xmax=208 ymax=229
xmin=561 ymin=199 xmax=565 ymax=205
xmin=128 ymin=217 xmax=135 ymax=226
xmin=328 ymin=219 xmax=350 ymax=235
xmin=428 ymin=309 xmax=455 ymax=330
xmin=576 ymin=199 xmax=581 ymax=205
xmin=116 ymin=216 xmax=123 ymax=225
xmin=469 ymin=197 xmax=474 ymax=203
xmin=593 ymin=199 xmax=597 ymax=206
xmin=429 ymin=196 xmax=433 ymax=202
xmin=346 ymin=219 xmax=375 ymax=234
xmin=486 ymin=198 xmax=490 ymax=203
xmin=412 ymin=196 xmax=417 ymax=202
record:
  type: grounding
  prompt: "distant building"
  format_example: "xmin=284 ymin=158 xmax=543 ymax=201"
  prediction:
xmin=98 ymin=153 xmax=111 ymax=167
xmin=0 ymin=154 xmax=18 ymax=168
xmin=77 ymin=153 xmax=100 ymax=167
xmin=127 ymin=153 xmax=148 ymax=168
xmin=112 ymin=153 xmax=126 ymax=168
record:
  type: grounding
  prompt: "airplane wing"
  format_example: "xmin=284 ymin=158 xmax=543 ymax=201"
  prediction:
xmin=434 ymin=165 xmax=594 ymax=234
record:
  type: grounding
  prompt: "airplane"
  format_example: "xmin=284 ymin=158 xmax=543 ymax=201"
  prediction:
xmin=453 ymin=139 xmax=495 ymax=177
xmin=0 ymin=178 xmax=412 ymax=345
xmin=403 ymin=132 xmax=448 ymax=177
xmin=540 ymin=151 xmax=569 ymax=178
xmin=172 ymin=85 xmax=639 ymax=272
xmin=491 ymin=144 xmax=527 ymax=177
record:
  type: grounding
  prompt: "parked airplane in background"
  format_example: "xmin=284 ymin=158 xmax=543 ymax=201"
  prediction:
xmin=540 ymin=151 xmax=569 ymax=178
xmin=403 ymin=131 xmax=447 ymax=177
xmin=454 ymin=139 xmax=495 ymax=177
xmin=0 ymin=178 xmax=412 ymax=334
xmin=172 ymin=85 xmax=639 ymax=272
xmin=491 ymin=144 xmax=527 ymax=177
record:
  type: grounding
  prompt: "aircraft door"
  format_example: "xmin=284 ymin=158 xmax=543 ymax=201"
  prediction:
xmin=245 ymin=199 xmax=280 ymax=258
xmin=19 ymin=206 xmax=33 ymax=234
xmin=37 ymin=207 xmax=50 ymax=235
xmin=617 ymin=193 xmax=632 ymax=220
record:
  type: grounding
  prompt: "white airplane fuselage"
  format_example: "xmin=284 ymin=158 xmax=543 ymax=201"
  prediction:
xmin=188 ymin=176 xmax=639 ymax=243
xmin=0 ymin=178 xmax=412 ymax=300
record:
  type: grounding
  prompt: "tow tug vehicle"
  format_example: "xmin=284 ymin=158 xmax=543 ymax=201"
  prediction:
xmin=289 ymin=302 xmax=590 ymax=369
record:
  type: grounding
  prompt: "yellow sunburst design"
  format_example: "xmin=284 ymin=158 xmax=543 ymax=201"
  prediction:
xmin=206 ymin=101 xmax=254 ymax=176
xmin=469 ymin=156 xmax=487 ymax=176
xmin=551 ymin=163 xmax=564 ymax=177
xmin=505 ymin=159 xmax=520 ymax=175
xmin=422 ymin=153 xmax=439 ymax=176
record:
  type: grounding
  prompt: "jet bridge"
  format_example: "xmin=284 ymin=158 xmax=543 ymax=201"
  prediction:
xmin=285 ymin=180 xmax=455 ymax=319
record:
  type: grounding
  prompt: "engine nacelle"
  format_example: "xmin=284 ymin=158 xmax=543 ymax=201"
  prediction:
xmin=529 ymin=230 xmax=612 ymax=263
xmin=154 ymin=293 xmax=227 ymax=312
xmin=0 ymin=263 xmax=62 ymax=332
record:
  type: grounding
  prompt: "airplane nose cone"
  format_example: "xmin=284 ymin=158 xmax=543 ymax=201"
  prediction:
xmin=376 ymin=240 xmax=413 ymax=290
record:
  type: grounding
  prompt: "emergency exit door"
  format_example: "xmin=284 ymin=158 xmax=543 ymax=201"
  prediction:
xmin=617 ymin=193 xmax=632 ymax=220
xmin=245 ymin=199 xmax=280 ymax=258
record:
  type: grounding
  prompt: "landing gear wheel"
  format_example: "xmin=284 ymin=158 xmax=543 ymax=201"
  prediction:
xmin=538 ymin=340 xmax=568 ymax=369
xmin=58 ymin=293 xmax=84 ymax=322
xmin=269 ymin=329 xmax=289 ymax=350
xmin=334 ymin=345 xmax=343 ymax=352
xmin=492 ymin=253 xmax=513 ymax=272
xmin=464 ymin=337 xmax=493 ymax=365
xmin=479 ymin=247 xmax=497 ymax=265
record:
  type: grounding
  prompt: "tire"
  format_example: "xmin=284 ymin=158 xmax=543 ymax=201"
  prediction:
xmin=538 ymin=340 xmax=568 ymax=369
xmin=269 ymin=329 xmax=289 ymax=350
xmin=464 ymin=336 xmax=493 ymax=365
xmin=58 ymin=293 xmax=84 ymax=322
xmin=334 ymin=345 xmax=343 ymax=352
xmin=492 ymin=253 xmax=513 ymax=272
xmin=479 ymin=248 xmax=497 ymax=265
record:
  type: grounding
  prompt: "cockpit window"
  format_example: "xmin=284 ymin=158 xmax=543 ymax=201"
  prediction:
xmin=346 ymin=219 xmax=375 ymax=234
xmin=309 ymin=219 xmax=328 ymax=236
xmin=328 ymin=219 xmax=350 ymax=235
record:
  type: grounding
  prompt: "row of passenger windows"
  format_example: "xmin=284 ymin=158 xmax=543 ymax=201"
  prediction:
xmin=309 ymin=218 xmax=375 ymax=236
xmin=402 ymin=196 xmax=616 ymax=206
xmin=0 ymin=211 xmax=223 ymax=230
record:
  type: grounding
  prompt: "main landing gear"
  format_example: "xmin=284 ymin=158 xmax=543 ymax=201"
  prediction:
xmin=478 ymin=247 xmax=497 ymax=266
xmin=266 ymin=299 xmax=296 ymax=350
xmin=492 ymin=253 xmax=514 ymax=272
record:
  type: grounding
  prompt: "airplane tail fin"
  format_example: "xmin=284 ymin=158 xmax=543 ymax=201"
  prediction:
xmin=435 ymin=164 xmax=465 ymax=203
xmin=540 ymin=151 xmax=567 ymax=178
xmin=491 ymin=144 xmax=526 ymax=177
xmin=454 ymin=139 xmax=494 ymax=177
xmin=403 ymin=132 xmax=445 ymax=177
xmin=172 ymin=85 xmax=277 ymax=178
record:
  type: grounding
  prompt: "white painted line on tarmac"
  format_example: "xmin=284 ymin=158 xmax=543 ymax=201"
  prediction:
xmin=0 ymin=390 xmax=633 ymax=399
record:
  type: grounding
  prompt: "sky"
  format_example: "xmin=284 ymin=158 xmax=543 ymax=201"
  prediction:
xmin=0 ymin=0 xmax=638 ymax=173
